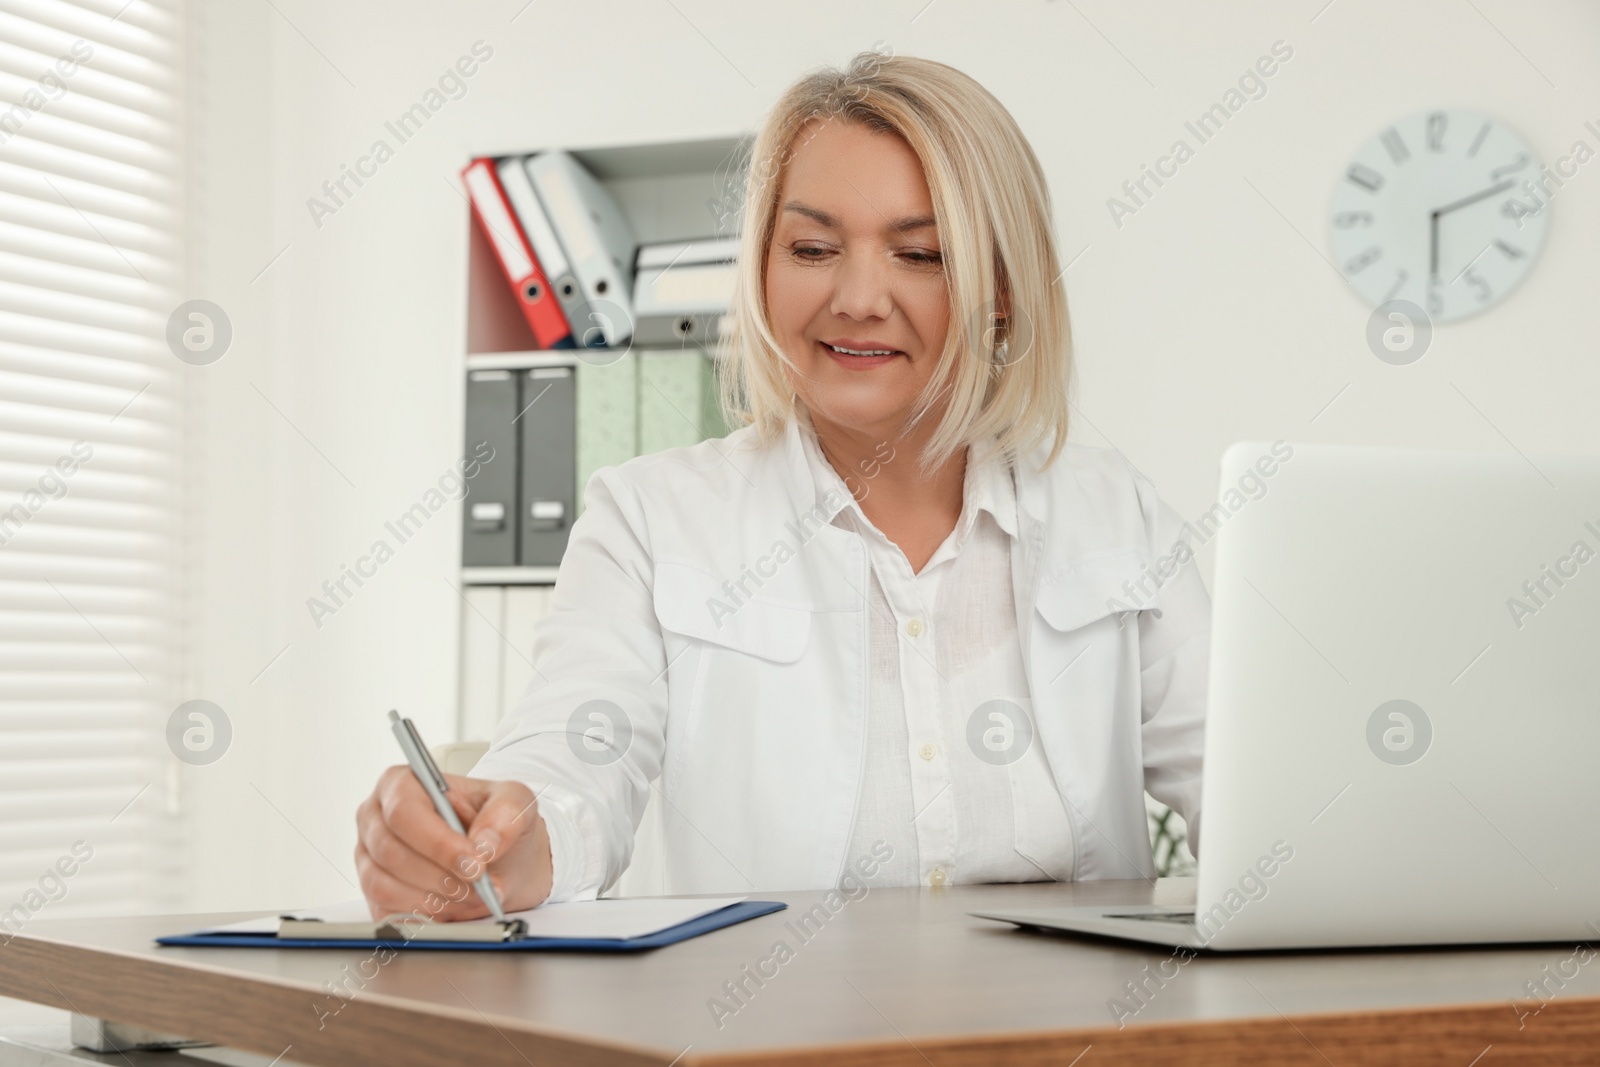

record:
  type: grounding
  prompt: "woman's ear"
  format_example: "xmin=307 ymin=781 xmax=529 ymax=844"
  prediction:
xmin=984 ymin=273 xmax=1013 ymax=359
xmin=988 ymin=262 xmax=1013 ymax=346
xmin=983 ymin=272 xmax=1034 ymax=369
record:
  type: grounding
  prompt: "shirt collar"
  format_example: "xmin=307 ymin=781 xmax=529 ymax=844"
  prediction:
xmin=794 ymin=411 xmax=1019 ymax=541
xmin=794 ymin=411 xmax=864 ymax=527
xmin=964 ymin=437 xmax=1020 ymax=540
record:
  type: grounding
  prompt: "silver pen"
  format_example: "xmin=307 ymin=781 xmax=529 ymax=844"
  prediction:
xmin=387 ymin=709 xmax=508 ymax=923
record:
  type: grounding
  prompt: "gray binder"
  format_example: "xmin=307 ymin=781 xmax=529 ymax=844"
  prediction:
xmin=517 ymin=365 xmax=578 ymax=566
xmin=461 ymin=369 xmax=519 ymax=566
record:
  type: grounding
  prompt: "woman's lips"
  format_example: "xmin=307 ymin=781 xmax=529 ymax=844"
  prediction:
xmin=819 ymin=347 xmax=908 ymax=375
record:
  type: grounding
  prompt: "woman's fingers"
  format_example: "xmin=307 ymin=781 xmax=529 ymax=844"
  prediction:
xmin=357 ymin=801 xmax=476 ymax=898
xmin=465 ymin=781 xmax=553 ymax=911
xmin=358 ymin=768 xmax=545 ymax=919
xmin=462 ymin=779 xmax=539 ymax=862
xmin=354 ymin=841 xmax=490 ymax=922
xmin=374 ymin=765 xmax=482 ymax=877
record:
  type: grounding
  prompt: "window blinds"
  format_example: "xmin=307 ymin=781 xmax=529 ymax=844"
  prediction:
xmin=0 ymin=0 xmax=181 ymax=921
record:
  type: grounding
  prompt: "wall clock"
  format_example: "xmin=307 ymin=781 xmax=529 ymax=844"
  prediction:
xmin=1328 ymin=109 xmax=1547 ymax=323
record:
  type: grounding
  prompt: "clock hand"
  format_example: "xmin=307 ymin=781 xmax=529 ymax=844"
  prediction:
xmin=1432 ymin=179 xmax=1516 ymax=218
xmin=1429 ymin=179 xmax=1516 ymax=280
xmin=1430 ymin=212 xmax=1440 ymax=279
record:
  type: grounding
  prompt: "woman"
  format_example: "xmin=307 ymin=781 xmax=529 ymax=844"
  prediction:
xmin=355 ymin=53 xmax=1209 ymax=919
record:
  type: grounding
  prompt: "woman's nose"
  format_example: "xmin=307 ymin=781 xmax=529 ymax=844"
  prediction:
xmin=828 ymin=249 xmax=894 ymax=321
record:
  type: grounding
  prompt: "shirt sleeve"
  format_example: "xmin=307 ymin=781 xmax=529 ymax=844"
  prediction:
xmin=469 ymin=467 xmax=668 ymax=900
xmin=1127 ymin=463 xmax=1212 ymax=858
xmin=532 ymin=782 xmax=603 ymax=903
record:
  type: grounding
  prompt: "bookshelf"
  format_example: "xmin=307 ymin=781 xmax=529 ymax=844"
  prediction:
xmin=461 ymin=134 xmax=747 ymax=582
xmin=457 ymin=135 xmax=748 ymax=740
xmin=465 ymin=136 xmax=748 ymax=357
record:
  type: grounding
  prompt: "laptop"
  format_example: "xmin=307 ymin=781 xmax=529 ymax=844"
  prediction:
xmin=972 ymin=441 xmax=1600 ymax=951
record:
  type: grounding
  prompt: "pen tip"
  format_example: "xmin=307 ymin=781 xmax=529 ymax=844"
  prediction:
xmin=387 ymin=710 xmax=402 ymax=724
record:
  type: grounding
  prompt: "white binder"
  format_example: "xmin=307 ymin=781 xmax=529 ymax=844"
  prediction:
xmin=633 ymin=237 xmax=738 ymax=347
xmin=526 ymin=151 xmax=637 ymax=347
xmin=496 ymin=156 xmax=589 ymax=340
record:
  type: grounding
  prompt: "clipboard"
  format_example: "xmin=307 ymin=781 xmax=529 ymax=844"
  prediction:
xmin=156 ymin=899 xmax=785 ymax=953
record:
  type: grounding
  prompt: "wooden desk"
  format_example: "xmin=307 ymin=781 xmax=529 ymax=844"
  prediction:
xmin=2 ymin=878 xmax=1598 ymax=1066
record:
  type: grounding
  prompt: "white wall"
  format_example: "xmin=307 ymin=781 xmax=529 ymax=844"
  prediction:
xmin=178 ymin=0 xmax=1600 ymax=911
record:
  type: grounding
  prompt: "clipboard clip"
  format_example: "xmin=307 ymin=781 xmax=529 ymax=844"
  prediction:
xmin=275 ymin=914 xmax=528 ymax=943
xmin=381 ymin=913 xmax=528 ymax=943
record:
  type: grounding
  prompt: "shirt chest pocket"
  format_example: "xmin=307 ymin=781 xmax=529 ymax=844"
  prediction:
xmin=1032 ymin=546 xmax=1157 ymax=706
xmin=1035 ymin=548 xmax=1160 ymax=633
xmin=651 ymin=562 xmax=814 ymax=775
xmin=652 ymin=561 xmax=812 ymax=662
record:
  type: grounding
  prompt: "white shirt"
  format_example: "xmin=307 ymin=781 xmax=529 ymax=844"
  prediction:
xmin=798 ymin=426 xmax=1078 ymax=888
xmin=471 ymin=419 xmax=1210 ymax=901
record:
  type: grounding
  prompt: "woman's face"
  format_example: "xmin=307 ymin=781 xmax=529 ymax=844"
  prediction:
xmin=764 ymin=119 xmax=951 ymax=442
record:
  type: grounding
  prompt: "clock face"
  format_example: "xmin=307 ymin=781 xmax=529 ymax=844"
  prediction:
xmin=1329 ymin=109 xmax=1547 ymax=323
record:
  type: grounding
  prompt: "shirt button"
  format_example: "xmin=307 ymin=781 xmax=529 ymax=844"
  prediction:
xmin=905 ymin=618 xmax=925 ymax=637
xmin=918 ymin=743 xmax=936 ymax=761
xmin=928 ymin=868 xmax=946 ymax=887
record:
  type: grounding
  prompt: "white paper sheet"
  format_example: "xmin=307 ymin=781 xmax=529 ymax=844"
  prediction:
xmin=510 ymin=896 xmax=746 ymax=940
xmin=195 ymin=895 xmax=747 ymax=941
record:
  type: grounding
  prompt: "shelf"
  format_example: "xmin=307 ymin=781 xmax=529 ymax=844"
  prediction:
xmin=462 ymin=566 xmax=560 ymax=586
xmin=567 ymin=136 xmax=750 ymax=181
xmin=465 ymin=346 xmax=722 ymax=374
xmin=465 ymin=352 xmax=581 ymax=372
xmin=465 ymin=135 xmax=749 ymax=358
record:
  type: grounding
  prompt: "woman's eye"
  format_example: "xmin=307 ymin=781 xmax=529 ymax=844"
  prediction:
xmin=900 ymin=249 xmax=942 ymax=265
xmin=790 ymin=244 xmax=832 ymax=260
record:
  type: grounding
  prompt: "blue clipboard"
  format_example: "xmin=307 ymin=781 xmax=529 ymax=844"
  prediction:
xmin=157 ymin=900 xmax=786 ymax=953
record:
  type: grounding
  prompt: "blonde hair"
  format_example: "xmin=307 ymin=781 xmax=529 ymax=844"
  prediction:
xmin=718 ymin=51 xmax=1072 ymax=470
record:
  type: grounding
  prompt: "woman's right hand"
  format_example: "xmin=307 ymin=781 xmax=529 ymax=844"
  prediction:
xmin=354 ymin=768 xmax=554 ymax=921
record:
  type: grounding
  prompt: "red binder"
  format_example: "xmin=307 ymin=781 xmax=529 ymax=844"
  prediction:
xmin=462 ymin=158 xmax=573 ymax=349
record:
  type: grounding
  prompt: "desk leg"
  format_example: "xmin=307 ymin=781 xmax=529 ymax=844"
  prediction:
xmin=67 ymin=1016 xmax=208 ymax=1054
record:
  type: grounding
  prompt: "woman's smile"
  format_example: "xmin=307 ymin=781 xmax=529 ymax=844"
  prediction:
xmin=818 ymin=337 xmax=907 ymax=370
